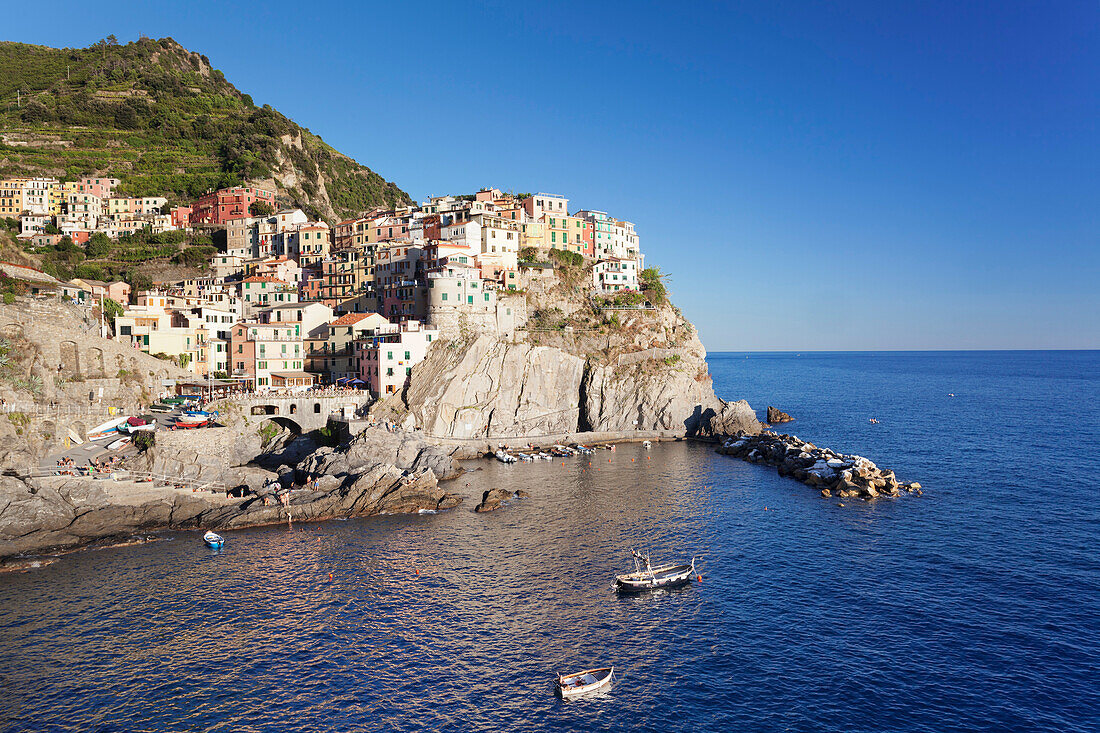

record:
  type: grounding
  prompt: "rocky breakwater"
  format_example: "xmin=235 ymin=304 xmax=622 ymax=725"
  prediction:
xmin=717 ymin=432 xmax=922 ymax=500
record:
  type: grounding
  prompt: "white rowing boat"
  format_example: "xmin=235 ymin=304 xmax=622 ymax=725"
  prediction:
xmin=557 ymin=667 xmax=613 ymax=698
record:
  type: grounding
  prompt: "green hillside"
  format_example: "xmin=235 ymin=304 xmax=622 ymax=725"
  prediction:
xmin=0 ymin=36 xmax=409 ymax=220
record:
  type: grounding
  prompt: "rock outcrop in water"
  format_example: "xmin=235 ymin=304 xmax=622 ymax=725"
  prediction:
xmin=474 ymin=488 xmax=529 ymax=513
xmin=767 ymin=406 xmax=794 ymax=424
xmin=717 ymin=431 xmax=922 ymax=500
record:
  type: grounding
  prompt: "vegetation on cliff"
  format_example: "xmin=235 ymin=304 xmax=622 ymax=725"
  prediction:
xmin=0 ymin=36 xmax=409 ymax=220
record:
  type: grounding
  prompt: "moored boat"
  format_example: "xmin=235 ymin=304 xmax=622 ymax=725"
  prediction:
xmin=614 ymin=550 xmax=696 ymax=593
xmin=86 ymin=416 xmax=128 ymax=440
xmin=557 ymin=667 xmax=613 ymax=698
xmin=173 ymin=416 xmax=208 ymax=429
xmin=203 ymin=531 xmax=224 ymax=548
xmin=119 ymin=416 xmax=156 ymax=434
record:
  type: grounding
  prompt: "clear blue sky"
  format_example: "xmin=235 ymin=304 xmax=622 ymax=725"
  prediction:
xmin=6 ymin=1 xmax=1099 ymax=350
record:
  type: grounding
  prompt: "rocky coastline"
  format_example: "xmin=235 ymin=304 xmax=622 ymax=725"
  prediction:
xmin=0 ymin=425 xmax=464 ymax=565
xmin=716 ymin=431 xmax=922 ymax=500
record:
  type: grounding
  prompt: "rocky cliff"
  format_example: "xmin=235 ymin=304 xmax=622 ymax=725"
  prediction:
xmin=375 ymin=258 xmax=762 ymax=440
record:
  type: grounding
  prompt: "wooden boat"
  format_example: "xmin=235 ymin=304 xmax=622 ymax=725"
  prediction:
xmin=86 ymin=416 xmax=128 ymax=440
xmin=557 ymin=667 xmax=613 ymax=698
xmin=106 ymin=437 xmax=131 ymax=451
xmin=203 ymin=531 xmax=224 ymax=548
xmin=119 ymin=416 xmax=156 ymax=434
xmin=174 ymin=416 xmax=208 ymax=429
xmin=614 ymin=550 xmax=696 ymax=593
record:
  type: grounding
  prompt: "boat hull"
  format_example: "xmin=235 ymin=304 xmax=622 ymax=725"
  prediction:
xmin=615 ymin=563 xmax=695 ymax=593
xmin=557 ymin=667 xmax=613 ymax=698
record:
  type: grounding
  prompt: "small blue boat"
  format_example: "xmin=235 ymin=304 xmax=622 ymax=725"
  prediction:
xmin=203 ymin=531 xmax=224 ymax=549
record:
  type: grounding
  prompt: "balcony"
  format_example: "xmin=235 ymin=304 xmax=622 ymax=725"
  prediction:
xmin=245 ymin=332 xmax=301 ymax=342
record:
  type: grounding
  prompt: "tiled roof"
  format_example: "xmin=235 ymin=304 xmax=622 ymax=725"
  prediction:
xmin=329 ymin=313 xmax=374 ymax=326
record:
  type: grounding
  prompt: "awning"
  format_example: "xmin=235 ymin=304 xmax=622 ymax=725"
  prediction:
xmin=270 ymin=372 xmax=317 ymax=382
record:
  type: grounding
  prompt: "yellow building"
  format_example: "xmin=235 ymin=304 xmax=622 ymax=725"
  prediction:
xmin=0 ymin=180 xmax=23 ymax=217
xmin=48 ymin=182 xmax=65 ymax=215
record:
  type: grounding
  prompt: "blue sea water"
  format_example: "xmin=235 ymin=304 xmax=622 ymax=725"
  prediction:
xmin=0 ymin=351 xmax=1098 ymax=732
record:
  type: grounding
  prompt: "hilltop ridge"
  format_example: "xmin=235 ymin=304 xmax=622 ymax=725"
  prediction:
xmin=0 ymin=37 xmax=409 ymax=220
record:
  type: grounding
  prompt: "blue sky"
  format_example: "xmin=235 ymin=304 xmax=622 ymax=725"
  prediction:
xmin=5 ymin=1 xmax=1098 ymax=350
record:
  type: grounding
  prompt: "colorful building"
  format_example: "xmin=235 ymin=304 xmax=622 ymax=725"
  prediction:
xmin=355 ymin=320 xmax=439 ymax=397
xmin=191 ymin=186 xmax=276 ymax=226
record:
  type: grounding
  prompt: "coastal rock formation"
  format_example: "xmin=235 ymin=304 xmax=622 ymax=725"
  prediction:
xmin=296 ymin=426 xmax=461 ymax=482
xmin=0 ymin=419 xmax=464 ymax=560
xmin=384 ymin=328 xmax=727 ymax=439
xmin=698 ymin=399 xmax=764 ymax=439
xmin=474 ymin=488 xmax=529 ymax=513
xmin=767 ymin=406 xmax=793 ymax=424
xmin=475 ymin=488 xmax=514 ymax=513
xmin=397 ymin=337 xmax=587 ymax=438
xmin=0 ymin=460 xmax=462 ymax=559
xmin=717 ymin=431 xmax=922 ymax=500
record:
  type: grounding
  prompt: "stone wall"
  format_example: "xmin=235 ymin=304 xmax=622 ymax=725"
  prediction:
xmin=428 ymin=293 xmax=528 ymax=341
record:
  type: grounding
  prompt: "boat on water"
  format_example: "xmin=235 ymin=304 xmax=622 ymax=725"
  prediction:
xmin=557 ymin=667 xmax=614 ymax=698
xmin=203 ymin=531 xmax=224 ymax=549
xmin=494 ymin=450 xmax=517 ymax=463
xmin=642 ymin=440 xmax=652 ymax=450
xmin=614 ymin=550 xmax=696 ymax=593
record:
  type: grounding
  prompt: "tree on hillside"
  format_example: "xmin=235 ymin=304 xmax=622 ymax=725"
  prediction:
xmin=102 ymin=297 xmax=124 ymax=325
xmin=249 ymin=201 xmax=273 ymax=217
xmin=85 ymin=232 xmax=112 ymax=258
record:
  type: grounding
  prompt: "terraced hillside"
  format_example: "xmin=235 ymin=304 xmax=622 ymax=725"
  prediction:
xmin=0 ymin=36 xmax=409 ymax=221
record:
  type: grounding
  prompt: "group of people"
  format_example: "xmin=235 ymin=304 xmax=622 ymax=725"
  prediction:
xmin=54 ymin=453 xmax=124 ymax=476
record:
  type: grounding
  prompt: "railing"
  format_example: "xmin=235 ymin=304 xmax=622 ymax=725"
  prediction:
xmin=9 ymin=467 xmax=228 ymax=494
xmin=1 ymin=403 xmax=116 ymax=417
xmin=247 ymin=333 xmax=301 ymax=341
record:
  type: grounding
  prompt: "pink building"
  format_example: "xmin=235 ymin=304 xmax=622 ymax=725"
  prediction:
xmin=171 ymin=206 xmax=192 ymax=229
xmin=75 ymin=176 xmax=121 ymax=199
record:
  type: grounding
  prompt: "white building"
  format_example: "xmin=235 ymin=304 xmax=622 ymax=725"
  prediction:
xmin=592 ymin=258 xmax=640 ymax=294
xmin=355 ymin=319 xmax=439 ymax=397
xmin=522 ymin=193 xmax=569 ymax=221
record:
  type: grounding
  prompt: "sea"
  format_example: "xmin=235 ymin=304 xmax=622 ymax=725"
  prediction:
xmin=0 ymin=351 xmax=1097 ymax=732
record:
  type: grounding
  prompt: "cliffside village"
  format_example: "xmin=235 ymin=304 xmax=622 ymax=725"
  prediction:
xmin=2 ymin=179 xmax=648 ymax=396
